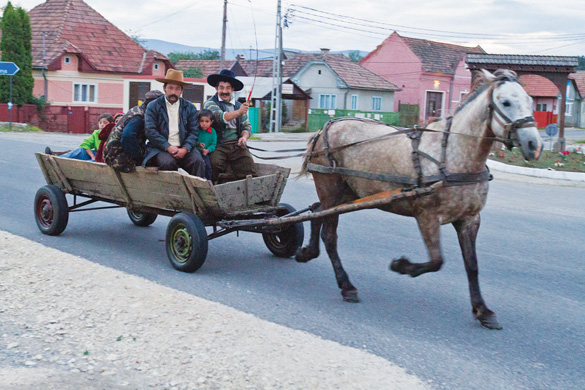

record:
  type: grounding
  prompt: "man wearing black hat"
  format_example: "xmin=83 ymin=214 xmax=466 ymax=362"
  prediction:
xmin=203 ymin=69 xmax=256 ymax=182
xmin=142 ymin=69 xmax=206 ymax=178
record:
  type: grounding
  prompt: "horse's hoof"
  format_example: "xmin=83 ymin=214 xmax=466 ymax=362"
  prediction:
xmin=295 ymin=247 xmax=317 ymax=263
xmin=342 ymin=289 xmax=360 ymax=303
xmin=475 ymin=308 xmax=503 ymax=330
xmin=390 ymin=257 xmax=411 ymax=275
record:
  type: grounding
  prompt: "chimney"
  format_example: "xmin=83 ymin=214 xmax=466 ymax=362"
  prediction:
xmin=320 ymin=48 xmax=330 ymax=58
xmin=236 ymin=54 xmax=246 ymax=61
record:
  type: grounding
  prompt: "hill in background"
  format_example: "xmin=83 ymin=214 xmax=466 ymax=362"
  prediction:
xmin=143 ymin=39 xmax=368 ymax=60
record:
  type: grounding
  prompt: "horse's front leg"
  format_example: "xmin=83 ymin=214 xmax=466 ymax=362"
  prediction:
xmin=295 ymin=213 xmax=322 ymax=263
xmin=321 ymin=214 xmax=359 ymax=303
xmin=453 ymin=215 xmax=502 ymax=330
xmin=390 ymin=215 xmax=443 ymax=277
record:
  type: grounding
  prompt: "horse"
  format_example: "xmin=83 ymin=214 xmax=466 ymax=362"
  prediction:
xmin=296 ymin=69 xmax=542 ymax=330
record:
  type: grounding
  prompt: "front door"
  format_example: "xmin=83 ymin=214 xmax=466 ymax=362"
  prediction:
xmin=425 ymin=91 xmax=443 ymax=120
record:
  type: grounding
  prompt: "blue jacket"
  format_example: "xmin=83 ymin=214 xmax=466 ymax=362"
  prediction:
xmin=143 ymin=96 xmax=199 ymax=165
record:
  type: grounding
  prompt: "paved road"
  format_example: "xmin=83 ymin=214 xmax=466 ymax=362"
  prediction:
xmin=1 ymin=133 xmax=585 ymax=389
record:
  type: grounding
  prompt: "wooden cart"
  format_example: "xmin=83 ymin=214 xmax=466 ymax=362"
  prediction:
xmin=34 ymin=153 xmax=441 ymax=272
xmin=34 ymin=153 xmax=304 ymax=272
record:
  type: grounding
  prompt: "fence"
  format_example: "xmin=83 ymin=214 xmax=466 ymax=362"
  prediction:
xmin=0 ymin=103 xmax=123 ymax=133
xmin=307 ymin=109 xmax=400 ymax=132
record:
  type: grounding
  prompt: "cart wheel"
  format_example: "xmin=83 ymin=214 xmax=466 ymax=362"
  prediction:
xmin=127 ymin=210 xmax=158 ymax=226
xmin=166 ymin=213 xmax=208 ymax=272
xmin=34 ymin=185 xmax=69 ymax=236
xmin=262 ymin=203 xmax=304 ymax=258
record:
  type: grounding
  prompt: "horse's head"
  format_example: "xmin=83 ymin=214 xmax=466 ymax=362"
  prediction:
xmin=484 ymin=69 xmax=543 ymax=161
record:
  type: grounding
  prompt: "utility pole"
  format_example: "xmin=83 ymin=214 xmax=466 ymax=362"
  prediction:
xmin=220 ymin=0 xmax=227 ymax=70
xmin=270 ymin=0 xmax=283 ymax=133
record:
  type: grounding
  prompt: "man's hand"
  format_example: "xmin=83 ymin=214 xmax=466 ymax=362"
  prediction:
xmin=238 ymin=131 xmax=250 ymax=148
xmin=238 ymin=102 xmax=249 ymax=116
xmin=173 ymin=147 xmax=188 ymax=159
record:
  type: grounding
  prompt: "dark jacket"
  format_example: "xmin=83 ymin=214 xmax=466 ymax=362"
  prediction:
xmin=143 ymin=96 xmax=199 ymax=165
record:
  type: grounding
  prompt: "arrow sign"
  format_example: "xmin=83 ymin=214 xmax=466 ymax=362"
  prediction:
xmin=0 ymin=62 xmax=20 ymax=76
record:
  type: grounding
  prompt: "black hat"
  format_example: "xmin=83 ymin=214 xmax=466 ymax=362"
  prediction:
xmin=207 ymin=69 xmax=244 ymax=91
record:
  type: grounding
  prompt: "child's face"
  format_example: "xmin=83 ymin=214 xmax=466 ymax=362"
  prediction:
xmin=199 ymin=116 xmax=212 ymax=130
xmin=98 ymin=118 xmax=110 ymax=130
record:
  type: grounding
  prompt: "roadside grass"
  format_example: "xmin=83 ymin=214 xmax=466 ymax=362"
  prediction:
xmin=488 ymin=147 xmax=585 ymax=173
xmin=0 ymin=123 xmax=43 ymax=132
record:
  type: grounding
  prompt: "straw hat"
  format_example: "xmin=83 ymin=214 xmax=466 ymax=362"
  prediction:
xmin=155 ymin=69 xmax=192 ymax=87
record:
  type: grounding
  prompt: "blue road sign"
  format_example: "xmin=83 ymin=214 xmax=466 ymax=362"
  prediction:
xmin=0 ymin=62 xmax=20 ymax=76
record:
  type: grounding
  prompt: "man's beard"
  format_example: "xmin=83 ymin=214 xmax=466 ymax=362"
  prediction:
xmin=220 ymin=93 xmax=231 ymax=102
xmin=167 ymin=94 xmax=179 ymax=103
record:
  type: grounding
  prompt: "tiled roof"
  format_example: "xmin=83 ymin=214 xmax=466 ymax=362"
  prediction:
xmin=569 ymin=71 xmax=585 ymax=97
xmin=29 ymin=0 xmax=170 ymax=74
xmin=519 ymin=74 xmax=559 ymax=98
xmin=284 ymin=52 xmax=400 ymax=91
xmin=401 ymin=35 xmax=485 ymax=74
xmin=175 ymin=60 xmax=229 ymax=77
xmin=467 ymin=54 xmax=579 ymax=67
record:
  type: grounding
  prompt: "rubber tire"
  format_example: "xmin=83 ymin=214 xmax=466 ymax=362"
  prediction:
xmin=262 ymin=203 xmax=305 ymax=258
xmin=127 ymin=210 xmax=158 ymax=227
xmin=166 ymin=213 xmax=208 ymax=272
xmin=34 ymin=185 xmax=69 ymax=236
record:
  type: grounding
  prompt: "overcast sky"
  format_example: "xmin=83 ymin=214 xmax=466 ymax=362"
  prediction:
xmin=11 ymin=0 xmax=585 ymax=57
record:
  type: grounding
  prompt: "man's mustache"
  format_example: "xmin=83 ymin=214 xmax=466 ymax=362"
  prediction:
xmin=168 ymin=94 xmax=179 ymax=100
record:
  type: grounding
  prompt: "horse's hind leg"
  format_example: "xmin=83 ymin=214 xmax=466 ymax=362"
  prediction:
xmin=321 ymin=214 xmax=359 ymax=302
xmin=390 ymin=216 xmax=443 ymax=277
xmin=453 ymin=214 xmax=502 ymax=330
xmin=295 ymin=213 xmax=322 ymax=263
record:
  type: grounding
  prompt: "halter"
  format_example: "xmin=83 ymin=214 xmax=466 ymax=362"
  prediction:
xmin=487 ymin=84 xmax=536 ymax=150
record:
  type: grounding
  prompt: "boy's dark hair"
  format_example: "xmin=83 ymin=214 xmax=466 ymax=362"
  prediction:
xmin=97 ymin=113 xmax=114 ymax=123
xmin=198 ymin=109 xmax=214 ymax=121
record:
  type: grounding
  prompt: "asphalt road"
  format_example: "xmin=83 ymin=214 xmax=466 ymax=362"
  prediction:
xmin=1 ymin=134 xmax=584 ymax=390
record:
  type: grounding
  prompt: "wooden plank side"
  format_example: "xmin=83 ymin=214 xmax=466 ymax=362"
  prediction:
xmin=35 ymin=153 xmax=55 ymax=186
xmin=120 ymin=169 xmax=193 ymax=211
xmin=52 ymin=158 xmax=125 ymax=199
xmin=213 ymin=174 xmax=279 ymax=213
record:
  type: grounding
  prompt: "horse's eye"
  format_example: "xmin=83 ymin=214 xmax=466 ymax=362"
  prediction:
xmin=502 ymin=100 xmax=511 ymax=107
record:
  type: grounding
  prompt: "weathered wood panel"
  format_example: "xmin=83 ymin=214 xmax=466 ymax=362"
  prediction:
xmin=214 ymin=174 xmax=280 ymax=213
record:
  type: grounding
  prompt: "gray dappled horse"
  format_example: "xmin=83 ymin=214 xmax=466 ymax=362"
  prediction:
xmin=296 ymin=69 xmax=542 ymax=329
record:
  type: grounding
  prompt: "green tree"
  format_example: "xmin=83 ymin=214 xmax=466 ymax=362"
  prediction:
xmin=183 ymin=67 xmax=203 ymax=78
xmin=576 ymin=55 xmax=585 ymax=71
xmin=0 ymin=2 xmax=34 ymax=105
xmin=167 ymin=49 xmax=220 ymax=64
xmin=348 ymin=50 xmax=363 ymax=63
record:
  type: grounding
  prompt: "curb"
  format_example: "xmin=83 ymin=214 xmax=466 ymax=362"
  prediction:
xmin=487 ymin=159 xmax=585 ymax=182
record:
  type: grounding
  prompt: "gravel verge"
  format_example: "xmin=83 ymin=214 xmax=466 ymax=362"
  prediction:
xmin=0 ymin=231 xmax=429 ymax=390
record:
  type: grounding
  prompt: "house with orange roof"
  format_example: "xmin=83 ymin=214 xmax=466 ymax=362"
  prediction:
xmin=25 ymin=0 xmax=207 ymax=132
xmin=569 ymin=71 xmax=585 ymax=127
xmin=520 ymin=74 xmax=582 ymax=128
xmin=360 ymin=32 xmax=485 ymax=122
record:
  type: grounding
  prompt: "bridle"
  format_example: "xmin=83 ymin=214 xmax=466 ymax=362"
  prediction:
xmin=487 ymin=83 xmax=536 ymax=150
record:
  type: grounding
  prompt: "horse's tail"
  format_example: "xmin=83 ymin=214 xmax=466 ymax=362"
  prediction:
xmin=297 ymin=131 xmax=321 ymax=178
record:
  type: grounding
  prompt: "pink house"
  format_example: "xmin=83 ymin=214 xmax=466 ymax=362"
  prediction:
xmin=27 ymin=0 xmax=178 ymax=132
xmin=360 ymin=32 xmax=485 ymax=122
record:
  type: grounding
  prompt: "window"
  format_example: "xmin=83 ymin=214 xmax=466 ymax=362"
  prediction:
xmin=319 ymin=94 xmax=337 ymax=109
xmin=154 ymin=63 xmax=159 ymax=70
xmin=536 ymin=103 xmax=547 ymax=112
xmin=351 ymin=95 xmax=358 ymax=110
xmin=318 ymin=70 xmax=322 ymax=75
xmin=64 ymin=56 xmax=71 ymax=64
xmin=565 ymin=102 xmax=573 ymax=116
xmin=73 ymin=83 xmax=97 ymax=103
xmin=372 ymin=96 xmax=382 ymax=111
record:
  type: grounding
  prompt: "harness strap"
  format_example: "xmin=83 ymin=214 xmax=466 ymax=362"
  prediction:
xmin=306 ymin=163 xmax=492 ymax=188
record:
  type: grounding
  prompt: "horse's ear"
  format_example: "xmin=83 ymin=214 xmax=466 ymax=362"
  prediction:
xmin=481 ymin=69 xmax=495 ymax=81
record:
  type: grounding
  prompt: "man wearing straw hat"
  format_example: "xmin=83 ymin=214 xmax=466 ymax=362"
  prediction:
xmin=203 ymin=69 xmax=256 ymax=182
xmin=143 ymin=69 xmax=206 ymax=178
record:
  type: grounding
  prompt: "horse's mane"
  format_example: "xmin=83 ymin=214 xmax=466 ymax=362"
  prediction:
xmin=455 ymin=69 xmax=518 ymax=115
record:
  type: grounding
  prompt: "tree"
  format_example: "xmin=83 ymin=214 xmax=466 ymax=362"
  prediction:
xmin=167 ymin=49 xmax=220 ymax=64
xmin=0 ymin=2 xmax=34 ymax=105
xmin=348 ymin=50 xmax=363 ymax=63
xmin=183 ymin=67 xmax=203 ymax=78
xmin=576 ymin=56 xmax=585 ymax=71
